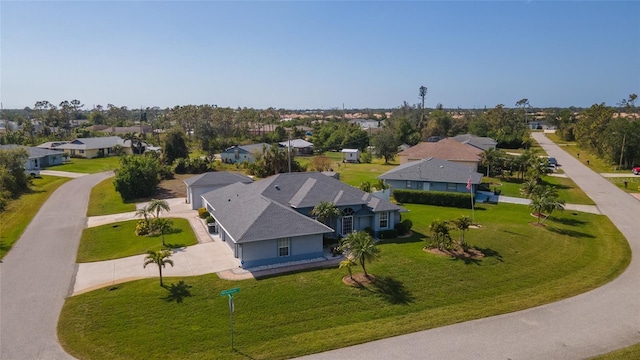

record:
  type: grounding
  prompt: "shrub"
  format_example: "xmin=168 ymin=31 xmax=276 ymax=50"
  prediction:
xmin=394 ymin=219 xmax=413 ymax=236
xmin=363 ymin=226 xmax=374 ymax=237
xmin=113 ymin=155 xmax=161 ymax=201
xmin=377 ymin=229 xmax=398 ymax=239
xmin=197 ymin=208 xmax=210 ymax=219
xmin=135 ymin=219 xmax=151 ymax=236
xmin=205 ymin=215 xmax=215 ymax=224
xmin=393 ymin=189 xmax=474 ymax=209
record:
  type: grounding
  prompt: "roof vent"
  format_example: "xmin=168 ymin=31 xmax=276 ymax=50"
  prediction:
xmin=275 ymin=185 xmax=280 ymax=190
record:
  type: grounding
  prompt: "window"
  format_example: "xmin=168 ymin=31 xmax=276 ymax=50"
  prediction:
xmin=447 ymin=183 xmax=457 ymax=191
xmin=406 ymin=180 xmax=412 ymax=189
xmin=278 ymin=238 xmax=290 ymax=257
xmin=379 ymin=212 xmax=389 ymax=228
xmin=342 ymin=208 xmax=355 ymax=235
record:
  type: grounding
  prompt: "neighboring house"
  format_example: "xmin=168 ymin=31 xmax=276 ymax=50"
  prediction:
xmin=348 ymin=118 xmax=382 ymax=130
xmin=397 ymin=138 xmax=482 ymax=168
xmin=341 ymin=148 xmax=360 ymax=163
xmin=279 ymin=139 xmax=314 ymax=156
xmin=201 ymin=172 xmax=405 ymax=268
xmin=220 ymin=143 xmax=272 ymax=164
xmin=449 ymin=134 xmax=497 ymax=151
xmin=378 ymin=157 xmax=483 ymax=194
xmin=183 ymin=171 xmax=253 ymax=210
xmin=42 ymin=136 xmax=132 ymax=158
xmin=0 ymin=144 xmax=65 ymax=175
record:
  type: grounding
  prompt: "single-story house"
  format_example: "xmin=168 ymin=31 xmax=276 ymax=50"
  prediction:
xmin=397 ymin=138 xmax=482 ymax=169
xmin=183 ymin=171 xmax=253 ymax=210
xmin=0 ymin=144 xmax=65 ymax=174
xmin=341 ymin=149 xmax=360 ymax=163
xmin=279 ymin=139 xmax=314 ymax=156
xmin=449 ymin=134 xmax=497 ymax=151
xmin=41 ymin=136 xmax=132 ymax=158
xmin=220 ymin=143 xmax=272 ymax=164
xmin=201 ymin=172 xmax=405 ymax=268
xmin=378 ymin=157 xmax=483 ymax=194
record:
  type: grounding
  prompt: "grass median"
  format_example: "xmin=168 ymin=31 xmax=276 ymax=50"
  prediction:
xmin=59 ymin=202 xmax=630 ymax=359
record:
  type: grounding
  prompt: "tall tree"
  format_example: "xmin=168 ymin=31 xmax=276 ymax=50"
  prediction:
xmin=148 ymin=199 xmax=170 ymax=218
xmin=370 ymin=128 xmax=399 ymax=164
xmin=162 ymin=128 xmax=189 ymax=164
xmin=339 ymin=231 xmax=380 ymax=278
xmin=143 ymin=249 xmax=174 ymax=287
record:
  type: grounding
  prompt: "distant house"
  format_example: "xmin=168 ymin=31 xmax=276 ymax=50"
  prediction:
xmin=378 ymin=157 xmax=483 ymax=194
xmin=349 ymin=118 xmax=382 ymax=130
xmin=220 ymin=143 xmax=272 ymax=164
xmin=0 ymin=145 xmax=65 ymax=175
xmin=449 ymin=134 xmax=497 ymax=151
xmin=397 ymin=138 xmax=482 ymax=168
xmin=341 ymin=149 xmax=360 ymax=163
xmin=183 ymin=172 xmax=254 ymax=210
xmin=279 ymin=139 xmax=314 ymax=156
xmin=40 ymin=136 xmax=132 ymax=158
xmin=201 ymin=172 xmax=405 ymax=268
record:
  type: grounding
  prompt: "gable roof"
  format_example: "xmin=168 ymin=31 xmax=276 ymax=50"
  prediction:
xmin=53 ymin=136 xmax=127 ymax=150
xmin=223 ymin=143 xmax=272 ymax=154
xmin=398 ymin=138 xmax=482 ymax=162
xmin=279 ymin=139 xmax=313 ymax=148
xmin=184 ymin=171 xmax=253 ymax=187
xmin=0 ymin=145 xmax=64 ymax=159
xmin=449 ymin=134 xmax=497 ymax=151
xmin=378 ymin=158 xmax=483 ymax=184
xmin=202 ymin=172 xmax=405 ymax=243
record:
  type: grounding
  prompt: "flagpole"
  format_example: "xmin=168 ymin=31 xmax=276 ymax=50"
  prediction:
xmin=467 ymin=172 xmax=475 ymax=223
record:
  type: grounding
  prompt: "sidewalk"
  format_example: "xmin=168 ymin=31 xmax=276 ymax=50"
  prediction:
xmin=498 ymin=195 xmax=601 ymax=214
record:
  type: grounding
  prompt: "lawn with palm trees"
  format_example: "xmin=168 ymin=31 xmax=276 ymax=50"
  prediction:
xmin=59 ymin=202 xmax=630 ymax=359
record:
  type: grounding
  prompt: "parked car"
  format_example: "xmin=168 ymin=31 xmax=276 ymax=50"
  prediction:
xmin=633 ymin=166 xmax=640 ymax=175
xmin=548 ymin=157 xmax=558 ymax=166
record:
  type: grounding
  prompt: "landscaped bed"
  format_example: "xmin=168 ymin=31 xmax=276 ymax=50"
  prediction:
xmin=59 ymin=203 xmax=630 ymax=359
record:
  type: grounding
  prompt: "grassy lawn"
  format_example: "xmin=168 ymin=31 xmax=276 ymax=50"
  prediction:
xmin=76 ymin=218 xmax=198 ymax=262
xmin=544 ymin=133 xmax=618 ymax=173
xmin=49 ymin=157 xmax=121 ymax=174
xmin=59 ymin=202 xmax=630 ymax=359
xmin=608 ymin=177 xmax=640 ymax=193
xmin=0 ymin=175 xmax=72 ymax=259
xmin=594 ymin=343 xmax=640 ymax=359
xmin=86 ymin=177 xmax=136 ymax=216
xmin=481 ymin=175 xmax=594 ymax=204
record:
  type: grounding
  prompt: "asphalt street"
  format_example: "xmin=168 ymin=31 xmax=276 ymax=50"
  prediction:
xmin=0 ymin=172 xmax=111 ymax=360
xmin=300 ymin=132 xmax=640 ymax=360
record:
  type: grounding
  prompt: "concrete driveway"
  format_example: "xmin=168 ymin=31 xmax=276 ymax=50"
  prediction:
xmin=300 ymin=132 xmax=640 ymax=360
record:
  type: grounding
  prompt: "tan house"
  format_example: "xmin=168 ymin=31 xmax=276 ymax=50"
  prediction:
xmin=45 ymin=136 xmax=133 ymax=158
xmin=397 ymin=138 xmax=482 ymax=169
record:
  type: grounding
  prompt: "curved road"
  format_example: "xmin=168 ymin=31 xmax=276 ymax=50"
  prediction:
xmin=302 ymin=132 xmax=640 ymax=359
xmin=0 ymin=172 xmax=111 ymax=360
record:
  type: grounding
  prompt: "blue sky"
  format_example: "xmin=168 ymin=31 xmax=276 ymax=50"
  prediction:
xmin=1 ymin=1 xmax=638 ymax=110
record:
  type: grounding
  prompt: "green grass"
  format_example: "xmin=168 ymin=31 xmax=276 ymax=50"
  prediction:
xmin=481 ymin=175 xmax=594 ymax=204
xmin=593 ymin=343 xmax=640 ymax=359
xmin=49 ymin=157 xmax=121 ymax=174
xmin=544 ymin=133 xmax=618 ymax=173
xmin=59 ymin=203 xmax=630 ymax=359
xmin=607 ymin=177 xmax=640 ymax=193
xmin=0 ymin=176 xmax=72 ymax=259
xmin=76 ymin=218 xmax=199 ymax=262
xmin=86 ymin=177 xmax=136 ymax=216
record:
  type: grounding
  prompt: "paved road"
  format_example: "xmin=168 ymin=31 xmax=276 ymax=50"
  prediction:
xmin=0 ymin=172 xmax=111 ymax=360
xmin=301 ymin=132 xmax=640 ymax=360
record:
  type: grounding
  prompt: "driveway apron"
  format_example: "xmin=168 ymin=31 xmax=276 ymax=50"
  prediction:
xmin=300 ymin=132 xmax=640 ymax=360
xmin=0 ymin=172 xmax=111 ymax=360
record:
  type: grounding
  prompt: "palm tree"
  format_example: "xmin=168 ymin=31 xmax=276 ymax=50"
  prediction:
xmin=429 ymin=219 xmax=452 ymax=250
xmin=135 ymin=205 xmax=151 ymax=223
xmin=540 ymin=190 xmax=565 ymax=225
xmin=452 ymin=216 xmax=473 ymax=246
xmin=310 ymin=201 xmax=340 ymax=230
xmin=153 ymin=218 xmax=173 ymax=247
xmin=148 ymin=199 xmax=170 ymax=218
xmin=340 ymin=231 xmax=380 ymax=278
xmin=339 ymin=257 xmax=356 ymax=280
xmin=521 ymin=178 xmax=540 ymax=198
xmin=143 ymin=249 xmax=174 ymax=287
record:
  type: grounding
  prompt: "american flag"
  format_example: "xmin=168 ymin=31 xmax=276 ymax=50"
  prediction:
xmin=466 ymin=176 xmax=471 ymax=190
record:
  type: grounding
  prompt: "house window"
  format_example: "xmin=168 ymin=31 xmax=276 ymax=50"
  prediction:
xmin=447 ymin=183 xmax=457 ymax=191
xmin=234 ymin=149 xmax=240 ymax=160
xmin=79 ymin=150 xmax=85 ymax=154
xmin=379 ymin=212 xmax=389 ymax=228
xmin=342 ymin=208 xmax=355 ymax=235
xmin=278 ymin=238 xmax=290 ymax=257
xmin=406 ymin=180 xmax=412 ymax=189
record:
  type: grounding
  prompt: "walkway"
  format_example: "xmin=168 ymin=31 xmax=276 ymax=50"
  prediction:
xmin=300 ymin=132 xmax=640 ymax=360
xmin=498 ymin=195 xmax=602 ymax=214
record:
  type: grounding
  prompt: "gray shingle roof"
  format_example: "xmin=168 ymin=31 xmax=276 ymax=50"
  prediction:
xmin=378 ymin=158 xmax=483 ymax=185
xmin=183 ymin=172 xmax=253 ymax=187
xmin=54 ymin=136 xmax=127 ymax=150
xmin=202 ymin=172 xmax=405 ymax=243
xmin=449 ymin=134 xmax=497 ymax=151
xmin=0 ymin=145 xmax=64 ymax=159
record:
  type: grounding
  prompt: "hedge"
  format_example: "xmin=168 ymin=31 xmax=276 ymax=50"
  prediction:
xmin=393 ymin=189 xmax=474 ymax=208
xmin=377 ymin=229 xmax=398 ymax=239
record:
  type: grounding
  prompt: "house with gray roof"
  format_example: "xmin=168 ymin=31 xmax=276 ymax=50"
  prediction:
xmin=220 ymin=143 xmax=274 ymax=164
xmin=449 ymin=134 xmax=497 ymax=151
xmin=201 ymin=172 xmax=405 ymax=268
xmin=378 ymin=157 xmax=483 ymax=194
xmin=279 ymin=138 xmax=314 ymax=155
xmin=183 ymin=171 xmax=254 ymax=210
xmin=42 ymin=136 xmax=132 ymax=158
xmin=0 ymin=145 xmax=66 ymax=175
